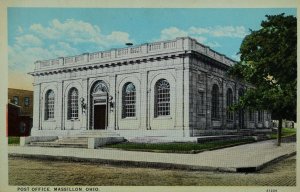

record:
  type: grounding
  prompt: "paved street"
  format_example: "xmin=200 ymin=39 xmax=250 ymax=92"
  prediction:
xmin=8 ymin=155 xmax=296 ymax=186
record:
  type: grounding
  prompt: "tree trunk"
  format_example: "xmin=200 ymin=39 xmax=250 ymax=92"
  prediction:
xmin=277 ymin=118 xmax=283 ymax=146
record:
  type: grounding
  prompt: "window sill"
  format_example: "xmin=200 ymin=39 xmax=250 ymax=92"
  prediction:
xmin=154 ymin=115 xmax=172 ymax=120
xmin=121 ymin=117 xmax=138 ymax=120
xmin=44 ymin=119 xmax=56 ymax=122
xmin=67 ymin=119 xmax=80 ymax=121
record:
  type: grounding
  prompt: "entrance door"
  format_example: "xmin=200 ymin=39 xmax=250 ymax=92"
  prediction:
xmin=94 ymin=104 xmax=106 ymax=129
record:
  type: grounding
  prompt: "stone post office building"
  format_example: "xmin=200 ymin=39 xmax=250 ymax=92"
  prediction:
xmin=29 ymin=37 xmax=272 ymax=139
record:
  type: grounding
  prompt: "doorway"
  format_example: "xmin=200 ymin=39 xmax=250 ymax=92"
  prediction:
xmin=93 ymin=104 xmax=106 ymax=129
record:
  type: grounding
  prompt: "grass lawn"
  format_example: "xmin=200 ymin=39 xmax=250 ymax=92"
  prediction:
xmin=8 ymin=137 xmax=20 ymax=145
xmin=106 ymin=137 xmax=256 ymax=153
xmin=270 ymin=128 xmax=296 ymax=139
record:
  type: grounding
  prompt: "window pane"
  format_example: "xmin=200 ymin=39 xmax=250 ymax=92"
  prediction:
xmin=68 ymin=88 xmax=78 ymax=120
xmin=211 ymin=85 xmax=219 ymax=120
xmin=13 ymin=96 xmax=19 ymax=105
xmin=122 ymin=83 xmax=136 ymax=118
xmin=45 ymin=90 xmax=55 ymax=120
xmin=155 ymin=79 xmax=170 ymax=117
xmin=24 ymin=97 xmax=30 ymax=106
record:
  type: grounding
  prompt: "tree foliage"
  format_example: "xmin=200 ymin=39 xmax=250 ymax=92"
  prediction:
xmin=228 ymin=13 xmax=297 ymax=121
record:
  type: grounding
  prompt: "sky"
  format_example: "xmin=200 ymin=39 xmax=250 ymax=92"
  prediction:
xmin=8 ymin=8 xmax=296 ymax=90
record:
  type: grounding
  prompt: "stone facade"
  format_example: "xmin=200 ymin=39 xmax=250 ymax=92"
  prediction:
xmin=29 ymin=37 xmax=272 ymax=138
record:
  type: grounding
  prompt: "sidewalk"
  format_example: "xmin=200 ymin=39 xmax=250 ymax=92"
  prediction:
xmin=8 ymin=139 xmax=296 ymax=172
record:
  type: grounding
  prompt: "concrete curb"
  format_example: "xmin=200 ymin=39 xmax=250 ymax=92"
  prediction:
xmin=9 ymin=151 xmax=295 ymax=173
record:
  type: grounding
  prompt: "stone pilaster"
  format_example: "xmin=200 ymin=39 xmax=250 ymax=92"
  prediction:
xmin=175 ymin=63 xmax=184 ymax=130
xmin=81 ymin=78 xmax=88 ymax=130
xmin=108 ymin=74 xmax=116 ymax=130
xmin=183 ymin=57 xmax=190 ymax=137
xmin=32 ymin=83 xmax=41 ymax=131
xmin=56 ymin=81 xmax=63 ymax=130
xmin=140 ymin=71 xmax=148 ymax=130
xmin=222 ymin=79 xmax=226 ymax=128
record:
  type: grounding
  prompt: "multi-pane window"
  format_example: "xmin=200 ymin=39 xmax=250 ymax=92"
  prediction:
xmin=258 ymin=110 xmax=263 ymax=122
xmin=13 ymin=96 xmax=19 ymax=105
xmin=211 ymin=84 xmax=219 ymax=120
xmin=197 ymin=91 xmax=205 ymax=116
xmin=68 ymin=88 xmax=79 ymax=120
xmin=249 ymin=109 xmax=254 ymax=121
xmin=226 ymin=88 xmax=234 ymax=121
xmin=122 ymin=83 xmax=136 ymax=118
xmin=45 ymin=90 xmax=55 ymax=120
xmin=155 ymin=79 xmax=170 ymax=117
xmin=24 ymin=97 xmax=30 ymax=106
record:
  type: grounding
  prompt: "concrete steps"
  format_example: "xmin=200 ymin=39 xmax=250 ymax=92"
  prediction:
xmin=28 ymin=131 xmax=124 ymax=148
xmin=30 ymin=137 xmax=88 ymax=148
xmin=78 ymin=130 xmax=121 ymax=137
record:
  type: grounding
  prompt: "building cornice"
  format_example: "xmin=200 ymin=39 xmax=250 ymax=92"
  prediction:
xmin=29 ymin=37 xmax=236 ymax=77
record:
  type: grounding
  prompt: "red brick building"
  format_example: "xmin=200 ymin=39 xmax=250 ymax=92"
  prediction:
xmin=8 ymin=88 xmax=33 ymax=136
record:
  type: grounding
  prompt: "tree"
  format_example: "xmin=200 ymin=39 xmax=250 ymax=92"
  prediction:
xmin=228 ymin=13 xmax=297 ymax=146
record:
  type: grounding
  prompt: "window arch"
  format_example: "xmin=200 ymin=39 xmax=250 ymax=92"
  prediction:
xmin=68 ymin=88 xmax=79 ymax=120
xmin=92 ymin=80 xmax=108 ymax=93
xmin=45 ymin=90 xmax=55 ymax=120
xmin=226 ymin=88 xmax=234 ymax=121
xmin=122 ymin=82 xmax=136 ymax=118
xmin=211 ymin=84 xmax=219 ymax=120
xmin=155 ymin=79 xmax=170 ymax=117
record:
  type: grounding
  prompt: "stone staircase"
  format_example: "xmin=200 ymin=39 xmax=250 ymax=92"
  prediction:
xmin=78 ymin=130 xmax=121 ymax=137
xmin=30 ymin=137 xmax=88 ymax=148
xmin=29 ymin=130 xmax=123 ymax=148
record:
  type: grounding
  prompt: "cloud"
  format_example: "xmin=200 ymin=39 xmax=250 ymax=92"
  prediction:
xmin=9 ymin=19 xmax=135 ymax=90
xmin=189 ymin=26 xmax=209 ymax=35
xmin=158 ymin=25 xmax=248 ymax=48
xmin=15 ymin=34 xmax=43 ymax=47
xmin=29 ymin=19 xmax=132 ymax=49
xmin=210 ymin=26 xmax=248 ymax=38
xmin=159 ymin=27 xmax=189 ymax=40
xmin=158 ymin=27 xmax=220 ymax=48
xmin=189 ymin=26 xmax=248 ymax=38
xmin=9 ymin=19 xmax=134 ymax=71
xmin=9 ymin=45 xmax=54 ymax=72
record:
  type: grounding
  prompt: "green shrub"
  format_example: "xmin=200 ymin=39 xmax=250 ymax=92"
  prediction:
xmin=8 ymin=137 xmax=20 ymax=145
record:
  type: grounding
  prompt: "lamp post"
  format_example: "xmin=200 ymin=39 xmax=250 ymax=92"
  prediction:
xmin=108 ymin=95 xmax=114 ymax=112
xmin=80 ymin=97 xmax=86 ymax=114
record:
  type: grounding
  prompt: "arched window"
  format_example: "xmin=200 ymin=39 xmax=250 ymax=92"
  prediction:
xmin=68 ymin=88 xmax=79 ymax=120
xmin=122 ymin=82 xmax=136 ymax=118
xmin=155 ymin=79 xmax=170 ymax=117
xmin=45 ymin=90 xmax=55 ymax=120
xmin=226 ymin=88 xmax=234 ymax=121
xmin=211 ymin=84 xmax=219 ymax=120
xmin=249 ymin=109 xmax=254 ymax=121
xmin=258 ymin=110 xmax=263 ymax=122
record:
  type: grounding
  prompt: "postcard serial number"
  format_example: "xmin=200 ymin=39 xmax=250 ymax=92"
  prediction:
xmin=266 ymin=189 xmax=278 ymax=192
